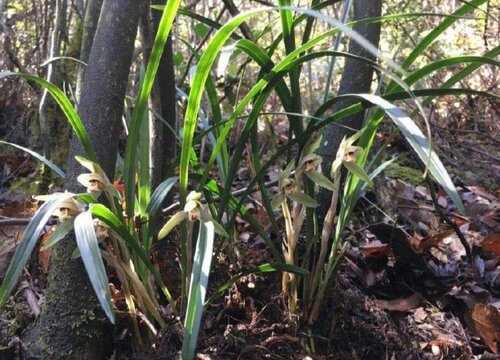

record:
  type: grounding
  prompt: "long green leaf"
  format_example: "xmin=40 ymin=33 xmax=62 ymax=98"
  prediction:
xmin=0 ymin=140 xmax=65 ymax=178
xmin=123 ymin=0 xmax=181 ymax=220
xmin=0 ymin=72 xmax=96 ymax=161
xmin=421 ymin=45 xmax=500 ymax=107
xmin=227 ymin=88 xmax=496 ymax=237
xmin=278 ymin=0 xmax=303 ymax=136
xmin=151 ymin=6 xmax=242 ymax=41
xmin=351 ymin=93 xmax=464 ymax=213
xmin=0 ymin=195 xmax=72 ymax=307
xmin=402 ymin=0 xmax=487 ymax=69
xmin=74 ymin=209 xmax=115 ymax=323
xmin=316 ymin=0 xmax=490 ymax=310
xmin=182 ymin=221 xmax=214 ymax=360
xmin=42 ymin=218 xmax=75 ymax=250
xmin=179 ymin=8 xmax=271 ymax=206
xmin=146 ymin=177 xmax=178 ymax=216
xmin=401 ymin=56 xmax=500 ymax=90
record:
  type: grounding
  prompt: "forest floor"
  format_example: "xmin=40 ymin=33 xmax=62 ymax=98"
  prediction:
xmin=0 ymin=108 xmax=499 ymax=359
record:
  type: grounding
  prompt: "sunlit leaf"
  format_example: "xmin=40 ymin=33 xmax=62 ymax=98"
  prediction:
xmin=123 ymin=0 xmax=181 ymax=220
xmin=158 ymin=211 xmax=188 ymax=240
xmin=74 ymin=210 xmax=115 ymax=324
xmin=182 ymin=221 xmax=214 ymax=360
xmin=354 ymin=94 xmax=464 ymax=213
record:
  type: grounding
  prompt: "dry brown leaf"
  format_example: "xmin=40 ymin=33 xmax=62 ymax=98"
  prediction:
xmin=466 ymin=186 xmax=497 ymax=202
xmin=373 ymin=293 xmax=421 ymax=312
xmin=0 ymin=236 xmax=16 ymax=279
xmin=481 ymin=233 xmax=500 ymax=257
xmin=360 ymin=240 xmax=389 ymax=258
xmin=416 ymin=229 xmax=455 ymax=253
xmin=38 ymin=226 xmax=55 ymax=273
xmin=471 ymin=303 xmax=500 ymax=354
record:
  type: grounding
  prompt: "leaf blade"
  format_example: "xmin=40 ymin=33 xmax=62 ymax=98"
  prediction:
xmin=74 ymin=210 xmax=115 ymax=323
xmin=182 ymin=221 xmax=215 ymax=360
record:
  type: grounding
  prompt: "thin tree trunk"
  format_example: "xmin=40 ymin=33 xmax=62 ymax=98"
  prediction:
xmin=150 ymin=0 xmax=177 ymax=201
xmin=221 ymin=0 xmax=253 ymax=40
xmin=24 ymin=0 xmax=144 ymax=358
xmin=38 ymin=0 xmax=63 ymax=158
xmin=75 ymin=0 xmax=104 ymax=104
xmin=317 ymin=0 xmax=382 ymax=214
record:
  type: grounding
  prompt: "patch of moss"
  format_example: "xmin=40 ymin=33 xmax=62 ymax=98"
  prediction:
xmin=385 ymin=163 xmax=425 ymax=185
xmin=71 ymin=309 xmax=105 ymax=339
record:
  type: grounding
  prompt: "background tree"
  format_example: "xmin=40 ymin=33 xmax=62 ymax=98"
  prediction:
xmin=317 ymin=0 xmax=382 ymax=214
xmin=25 ymin=0 xmax=145 ymax=358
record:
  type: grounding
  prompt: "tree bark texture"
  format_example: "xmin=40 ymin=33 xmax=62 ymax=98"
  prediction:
xmin=38 ymin=0 xmax=63 ymax=158
xmin=151 ymin=0 xmax=177 ymax=186
xmin=25 ymin=0 xmax=145 ymax=358
xmin=317 ymin=0 xmax=382 ymax=214
xmin=75 ymin=0 xmax=104 ymax=104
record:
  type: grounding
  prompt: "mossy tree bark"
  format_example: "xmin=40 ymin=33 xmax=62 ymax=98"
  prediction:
xmin=25 ymin=0 xmax=145 ymax=358
xmin=317 ymin=0 xmax=382 ymax=215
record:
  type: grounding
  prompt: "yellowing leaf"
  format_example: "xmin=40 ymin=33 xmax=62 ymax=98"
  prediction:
xmin=158 ymin=211 xmax=188 ymax=240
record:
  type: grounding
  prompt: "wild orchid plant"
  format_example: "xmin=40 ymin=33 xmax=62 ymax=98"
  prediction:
xmin=1 ymin=1 xmax=498 ymax=359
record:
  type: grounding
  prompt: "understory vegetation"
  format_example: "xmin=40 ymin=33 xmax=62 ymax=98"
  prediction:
xmin=0 ymin=0 xmax=499 ymax=358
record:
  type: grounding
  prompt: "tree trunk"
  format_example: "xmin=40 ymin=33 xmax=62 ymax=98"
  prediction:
xmin=38 ymin=0 xmax=63 ymax=159
xmin=149 ymin=0 xmax=177 ymax=213
xmin=75 ymin=0 xmax=104 ymax=104
xmin=24 ymin=0 xmax=144 ymax=358
xmin=138 ymin=0 xmax=177 ymax=235
xmin=317 ymin=0 xmax=382 ymax=214
xmin=151 ymin=0 xmax=177 ymax=185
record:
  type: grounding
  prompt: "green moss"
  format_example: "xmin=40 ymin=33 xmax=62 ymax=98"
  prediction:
xmin=385 ymin=163 xmax=425 ymax=185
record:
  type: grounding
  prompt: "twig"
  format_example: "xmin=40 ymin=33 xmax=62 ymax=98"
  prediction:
xmin=0 ymin=216 xmax=57 ymax=226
